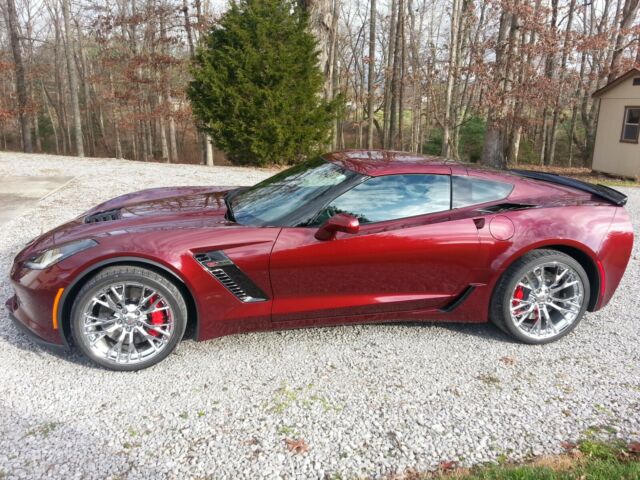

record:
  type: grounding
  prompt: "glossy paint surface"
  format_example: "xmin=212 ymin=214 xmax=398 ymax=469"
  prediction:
xmin=6 ymin=151 xmax=634 ymax=348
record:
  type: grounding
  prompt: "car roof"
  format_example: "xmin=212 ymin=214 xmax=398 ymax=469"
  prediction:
xmin=323 ymin=150 xmax=455 ymax=176
xmin=322 ymin=150 xmax=613 ymax=205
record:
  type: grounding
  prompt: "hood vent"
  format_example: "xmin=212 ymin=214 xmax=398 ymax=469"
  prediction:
xmin=194 ymin=251 xmax=268 ymax=303
xmin=85 ymin=209 xmax=121 ymax=224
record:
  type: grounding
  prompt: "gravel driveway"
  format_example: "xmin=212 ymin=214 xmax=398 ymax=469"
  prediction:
xmin=0 ymin=152 xmax=638 ymax=479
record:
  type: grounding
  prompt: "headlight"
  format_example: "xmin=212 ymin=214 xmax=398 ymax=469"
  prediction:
xmin=25 ymin=239 xmax=98 ymax=270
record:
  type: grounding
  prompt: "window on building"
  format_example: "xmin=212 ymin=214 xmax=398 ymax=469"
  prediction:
xmin=621 ymin=107 xmax=640 ymax=143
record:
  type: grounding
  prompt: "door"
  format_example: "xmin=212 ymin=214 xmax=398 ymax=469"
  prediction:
xmin=269 ymin=173 xmax=481 ymax=323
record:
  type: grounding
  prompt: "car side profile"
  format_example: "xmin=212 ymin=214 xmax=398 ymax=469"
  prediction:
xmin=6 ymin=150 xmax=634 ymax=370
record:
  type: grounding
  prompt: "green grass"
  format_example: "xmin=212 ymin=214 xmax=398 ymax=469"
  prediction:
xmin=425 ymin=440 xmax=640 ymax=480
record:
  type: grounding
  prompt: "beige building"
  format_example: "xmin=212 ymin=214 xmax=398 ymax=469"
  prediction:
xmin=592 ymin=68 xmax=640 ymax=178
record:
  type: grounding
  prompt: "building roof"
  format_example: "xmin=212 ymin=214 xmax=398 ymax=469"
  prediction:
xmin=592 ymin=67 xmax=640 ymax=98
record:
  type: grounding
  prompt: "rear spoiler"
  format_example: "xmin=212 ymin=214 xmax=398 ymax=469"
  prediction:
xmin=509 ymin=169 xmax=628 ymax=206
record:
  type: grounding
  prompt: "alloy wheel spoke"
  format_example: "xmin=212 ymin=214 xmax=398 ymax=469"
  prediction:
xmin=541 ymin=305 xmax=558 ymax=334
xmin=550 ymin=281 xmax=579 ymax=294
xmin=142 ymin=296 xmax=164 ymax=314
xmin=514 ymin=305 xmax=535 ymax=326
xmin=110 ymin=285 xmax=124 ymax=302
xmin=511 ymin=301 xmax=533 ymax=313
xmin=83 ymin=281 xmax=174 ymax=365
xmin=547 ymin=302 xmax=577 ymax=315
xmin=510 ymin=261 xmax=584 ymax=340
xmin=84 ymin=318 xmax=117 ymax=330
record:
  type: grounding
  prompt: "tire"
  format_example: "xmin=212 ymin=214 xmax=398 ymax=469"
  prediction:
xmin=71 ymin=266 xmax=187 ymax=371
xmin=489 ymin=249 xmax=590 ymax=344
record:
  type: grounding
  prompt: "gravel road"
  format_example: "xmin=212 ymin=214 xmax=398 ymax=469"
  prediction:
xmin=0 ymin=152 xmax=638 ymax=480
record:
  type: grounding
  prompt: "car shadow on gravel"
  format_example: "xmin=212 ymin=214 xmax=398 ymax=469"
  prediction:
xmin=0 ymin=316 xmax=95 ymax=368
xmin=1 ymin=314 xmax=519 ymax=369
xmin=394 ymin=320 xmax=520 ymax=343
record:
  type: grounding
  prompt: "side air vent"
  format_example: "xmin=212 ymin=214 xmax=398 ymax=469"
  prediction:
xmin=85 ymin=209 xmax=121 ymax=224
xmin=194 ymin=251 xmax=268 ymax=303
xmin=477 ymin=203 xmax=535 ymax=214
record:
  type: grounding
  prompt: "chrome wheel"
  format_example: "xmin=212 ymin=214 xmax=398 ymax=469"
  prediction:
xmin=509 ymin=261 xmax=585 ymax=340
xmin=81 ymin=282 xmax=176 ymax=365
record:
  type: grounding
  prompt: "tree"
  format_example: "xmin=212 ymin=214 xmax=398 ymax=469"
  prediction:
xmin=366 ymin=0 xmax=376 ymax=149
xmin=188 ymin=0 xmax=338 ymax=166
xmin=5 ymin=0 xmax=33 ymax=152
xmin=61 ymin=0 xmax=84 ymax=156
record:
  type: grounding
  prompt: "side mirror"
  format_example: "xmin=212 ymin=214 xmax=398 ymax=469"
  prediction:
xmin=315 ymin=213 xmax=360 ymax=241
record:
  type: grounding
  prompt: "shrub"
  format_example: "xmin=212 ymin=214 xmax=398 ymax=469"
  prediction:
xmin=188 ymin=0 xmax=338 ymax=166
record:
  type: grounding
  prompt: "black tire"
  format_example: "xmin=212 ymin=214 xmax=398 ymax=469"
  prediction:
xmin=71 ymin=266 xmax=187 ymax=371
xmin=489 ymin=249 xmax=590 ymax=344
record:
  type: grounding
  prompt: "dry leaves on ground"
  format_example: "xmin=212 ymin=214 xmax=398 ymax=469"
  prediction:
xmin=285 ymin=437 xmax=310 ymax=454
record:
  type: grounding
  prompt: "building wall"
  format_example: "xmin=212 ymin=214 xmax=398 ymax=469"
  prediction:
xmin=592 ymin=76 xmax=640 ymax=178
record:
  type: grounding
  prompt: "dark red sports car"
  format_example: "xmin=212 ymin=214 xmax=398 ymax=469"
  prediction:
xmin=6 ymin=151 xmax=634 ymax=370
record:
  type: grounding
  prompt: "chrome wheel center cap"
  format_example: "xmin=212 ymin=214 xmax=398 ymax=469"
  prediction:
xmin=122 ymin=304 xmax=140 ymax=326
xmin=534 ymin=288 xmax=550 ymax=304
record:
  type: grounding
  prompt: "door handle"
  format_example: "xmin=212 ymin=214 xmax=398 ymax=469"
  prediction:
xmin=473 ymin=218 xmax=485 ymax=229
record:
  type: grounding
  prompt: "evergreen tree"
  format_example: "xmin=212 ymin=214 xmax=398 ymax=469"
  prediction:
xmin=188 ymin=0 xmax=338 ymax=166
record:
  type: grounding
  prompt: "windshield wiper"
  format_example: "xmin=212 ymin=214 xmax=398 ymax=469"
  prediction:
xmin=224 ymin=191 xmax=236 ymax=222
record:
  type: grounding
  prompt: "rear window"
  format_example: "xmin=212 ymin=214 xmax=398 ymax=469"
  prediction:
xmin=452 ymin=176 xmax=513 ymax=208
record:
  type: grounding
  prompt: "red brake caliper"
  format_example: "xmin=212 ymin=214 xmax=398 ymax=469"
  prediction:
xmin=147 ymin=295 xmax=166 ymax=337
xmin=513 ymin=285 xmax=536 ymax=322
xmin=512 ymin=286 xmax=524 ymax=307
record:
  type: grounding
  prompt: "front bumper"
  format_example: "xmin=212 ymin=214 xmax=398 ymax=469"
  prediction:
xmin=7 ymin=259 xmax=71 ymax=347
xmin=5 ymin=294 xmax=68 ymax=352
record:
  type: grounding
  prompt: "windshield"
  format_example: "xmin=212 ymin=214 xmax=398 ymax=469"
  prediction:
xmin=230 ymin=157 xmax=356 ymax=226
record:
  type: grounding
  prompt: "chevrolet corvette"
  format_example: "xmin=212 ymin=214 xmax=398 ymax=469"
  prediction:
xmin=6 ymin=151 xmax=634 ymax=370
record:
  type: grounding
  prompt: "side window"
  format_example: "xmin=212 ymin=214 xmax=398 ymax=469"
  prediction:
xmin=621 ymin=107 xmax=640 ymax=143
xmin=452 ymin=176 xmax=513 ymax=208
xmin=314 ymin=174 xmax=451 ymax=225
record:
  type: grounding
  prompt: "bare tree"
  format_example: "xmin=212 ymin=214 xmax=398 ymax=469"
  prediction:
xmin=366 ymin=0 xmax=376 ymax=149
xmin=61 ymin=0 xmax=84 ymax=156
xmin=5 ymin=0 xmax=33 ymax=152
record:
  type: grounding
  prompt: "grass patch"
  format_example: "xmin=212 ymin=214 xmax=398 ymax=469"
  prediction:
xmin=477 ymin=373 xmax=501 ymax=386
xmin=402 ymin=440 xmax=640 ymax=479
xmin=25 ymin=421 xmax=61 ymax=439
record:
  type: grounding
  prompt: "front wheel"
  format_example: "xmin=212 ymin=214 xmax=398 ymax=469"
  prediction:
xmin=490 ymin=250 xmax=590 ymax=344
xmin=71 ymin=266 xmax=187 ymax=371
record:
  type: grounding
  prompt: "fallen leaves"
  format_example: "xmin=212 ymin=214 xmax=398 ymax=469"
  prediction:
xmin=285 ymin=437 xmax=310 ymax=454
xmin=500 ymin=356 xmax=516 ymax=365
xmin=628 ymin=441 xmax=640 ymax=454
xmin=438 ymin=460 xmax=457 ymax=471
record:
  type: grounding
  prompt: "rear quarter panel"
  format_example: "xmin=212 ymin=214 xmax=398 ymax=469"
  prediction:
xmin=596 ymin=207 xmax=634 ymax=309
xmin=469 ymin=205 xmax=622 ymax=319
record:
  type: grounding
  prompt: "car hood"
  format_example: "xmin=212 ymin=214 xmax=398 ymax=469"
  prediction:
xmin=85 ymin=186 xmax=235 ymax=219
xmin=17 ymin=186 xmax=239 ymax=260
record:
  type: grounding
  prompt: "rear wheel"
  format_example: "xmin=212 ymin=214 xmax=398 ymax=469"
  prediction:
xmin=71 ymin=266 xmax=187 ymax=371
xmin=490 ymin=250 xmax=590 ymax=344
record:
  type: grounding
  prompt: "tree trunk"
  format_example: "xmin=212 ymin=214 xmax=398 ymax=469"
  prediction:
xmin=547 ymin=0 xmax=575 ymax=166
xmin=383 ymin=0 xmax=397 ymax=147
xmin=6 ymin=0 xmax=33 ymax=152
xmin=61 ymin=0 xmax=84 ymax=156
xmin=609 ymin=0 xmax=640 ymax=80
xmin=480 ymin=5 xmax=515 ymax=169
xmin=441 ymin=0 xmax=460 ymax=158
xmin=205 ymin=138 xmax=214 ymax=166
xmin=301 ymin=0 xmax=336 ymax=101
xmin=366 ymin=0 xmax=376 ymax=149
